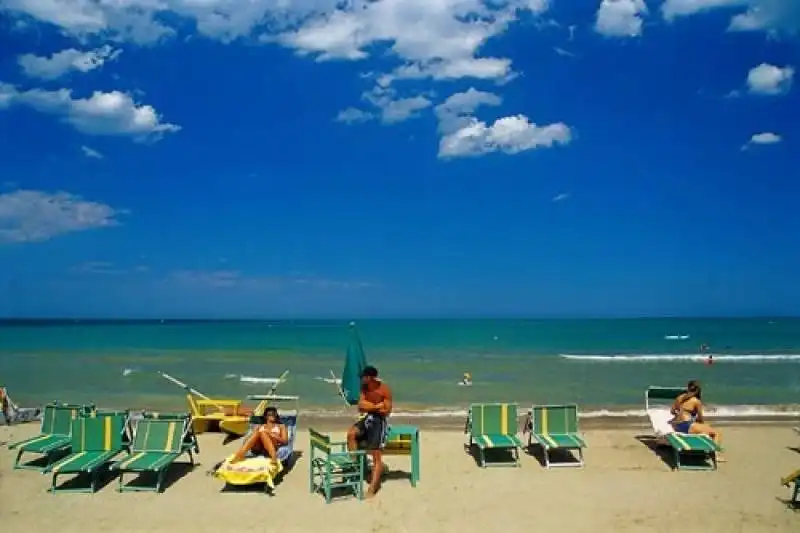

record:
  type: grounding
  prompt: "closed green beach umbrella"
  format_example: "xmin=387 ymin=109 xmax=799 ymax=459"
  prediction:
xmin=341 ymin=321 xmax=368 ymax=405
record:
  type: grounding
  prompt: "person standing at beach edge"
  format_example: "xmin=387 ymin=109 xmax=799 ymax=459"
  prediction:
xmin=347 ymin=365 xmax=392 ymax=499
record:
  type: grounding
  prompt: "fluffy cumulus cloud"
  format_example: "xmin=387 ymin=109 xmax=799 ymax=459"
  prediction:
xmin=595 ymin=0 xmax=648 ymax=37
xmin=18 ymin=45 xmax=121 ymax=80
xmin=661 ymin=0 xmax=800 ymax=35
xmin=746 ymin=63 xmax=794 ymax=95
xmin=435 ymin=88 xmax=572 ymax=158
xmin=0 ymin=84 xmax=180 ymax=141
xmin=0 ymin=189 xmax=125 ymax=243
xmin=742 ymin=131 xmax=782 ymax=149
xmin=3 ymin=0 xmax=567 ymax=157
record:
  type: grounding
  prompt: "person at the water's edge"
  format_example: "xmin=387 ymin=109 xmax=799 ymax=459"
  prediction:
xmin=230 ymin=406 xmax=288 ymax=467
xmin=670 ymin=380 xmax=725 ymax=462
xmin=347 ymin=365 xmax=392 ymax=499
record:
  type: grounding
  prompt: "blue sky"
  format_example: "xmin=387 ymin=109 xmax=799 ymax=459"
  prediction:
xmin=0 ymin=0 xmax=798 ymax=318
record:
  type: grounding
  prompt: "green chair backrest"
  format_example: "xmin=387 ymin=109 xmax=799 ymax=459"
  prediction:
xmin=70 ymin=415 xmax=125 ymax=452
xmin=645 ymin=386 xmax=686 ymax=410
xmin=50 ymin=404 xmax=86 ymax=437
xmin=39 ymin=404 xmax=57 ymax=434
xmin=470 ymin=403 xmax=517 ymax=436
xmin=309 ymin=428 xmax=333 ymax=455
xmin=531 ymin=404 xmax=579 ymax=434
xmin=132 ymin=419 xmax=185 ymax=453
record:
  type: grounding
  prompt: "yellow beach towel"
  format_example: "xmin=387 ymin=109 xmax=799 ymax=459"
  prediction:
xmin=213 ymin=454 xmax=283 ymax=489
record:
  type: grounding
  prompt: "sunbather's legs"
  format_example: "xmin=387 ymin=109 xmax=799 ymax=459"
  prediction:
xmin=366 ymin=450 xmax=383 ymax=499
xmin=690 ymin=422 xmax=725 ymax=461
xmin=231 ymin=426 xmax=278 ymax=463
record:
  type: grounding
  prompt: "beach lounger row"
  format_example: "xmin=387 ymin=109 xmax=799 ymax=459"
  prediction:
xmin=7 ymin=403 xmax=197 ymax=493
xmin=465 ymin=403 xmax=587 ymax=468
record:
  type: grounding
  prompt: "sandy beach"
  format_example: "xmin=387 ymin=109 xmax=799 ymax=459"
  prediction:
xmin=1 ymin=420 xmax=798 ymax=533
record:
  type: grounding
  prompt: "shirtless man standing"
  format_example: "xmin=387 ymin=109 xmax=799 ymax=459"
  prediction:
xmin=346 ymin=366 xmax=393 ymax=499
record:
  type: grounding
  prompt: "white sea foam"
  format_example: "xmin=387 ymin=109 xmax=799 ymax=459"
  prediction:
xmin=237 ymin=375 xmax=281 ymax=384
xmin=122 ymin=368 xmax=136 ymax=376
xmin=559 ymin=353 xmax=800 ymax=362
xmin=299 ymin=404 xmax=800 ymax=419
xmin=315 ymin=376 xmax=342 ymax=385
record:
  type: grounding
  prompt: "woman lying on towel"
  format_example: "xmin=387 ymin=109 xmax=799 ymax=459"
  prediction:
xmin=671 ymin=380 xmax=725 ymax=461
xmin=230 ymin=407 xmax=288 ymax=465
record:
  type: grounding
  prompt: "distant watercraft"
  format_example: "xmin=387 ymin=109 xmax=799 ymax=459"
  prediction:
xmin=664 ymin=335 xmax=690 ymax=340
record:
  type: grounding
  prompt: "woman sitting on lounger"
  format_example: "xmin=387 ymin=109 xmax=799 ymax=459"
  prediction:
xmin=671 ymin=380 xmax=724 ymax=461
xmin=230 ymin=407 xmax=288 ymax=465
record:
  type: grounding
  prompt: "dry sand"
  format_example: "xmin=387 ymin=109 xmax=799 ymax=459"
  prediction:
xmin=1 ymin=421 xmax=798 ymax=533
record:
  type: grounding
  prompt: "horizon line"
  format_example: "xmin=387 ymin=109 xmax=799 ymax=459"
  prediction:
xmin=0 ymin=315 xmax=797 ymax=322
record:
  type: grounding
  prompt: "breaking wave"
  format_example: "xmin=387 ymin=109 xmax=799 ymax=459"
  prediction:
xmin=559 ymin=353 xmax=800 ymax=363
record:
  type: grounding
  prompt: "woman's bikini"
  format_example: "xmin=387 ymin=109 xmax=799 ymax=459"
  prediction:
xmin=671 ymin=398 xmax=699 ymax=434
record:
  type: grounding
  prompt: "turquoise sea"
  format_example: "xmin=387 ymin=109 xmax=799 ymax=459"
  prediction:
xmin=1 ymin=318 xmax=799 ymax=418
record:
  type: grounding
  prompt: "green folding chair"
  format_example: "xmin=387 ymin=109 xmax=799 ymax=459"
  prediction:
xmin=465 ymin=403 xmax=522 ymax=468
xmin=110 ymin=417 xmax=195 ymax=493
xmin=8 ymin=402 xmax=94 ymax=470
xmin=526 ymin=404 xmax=587 ymax=468
xmin=43 ymin=413 xmax=126 ymax=493
xmin=143 ymin=411 xmax=200 ymax=454
xmin=308 ymin=428 xmax=366 ymax=503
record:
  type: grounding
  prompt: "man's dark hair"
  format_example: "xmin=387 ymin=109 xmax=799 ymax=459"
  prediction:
xmin=361 ymin=366 xmax=378 ymax=378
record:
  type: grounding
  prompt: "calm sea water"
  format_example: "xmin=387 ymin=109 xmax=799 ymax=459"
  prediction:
xmin=1 ymin=318 xmax=799 ymax=417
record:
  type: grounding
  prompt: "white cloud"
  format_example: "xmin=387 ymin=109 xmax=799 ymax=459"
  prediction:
xmin=5 ymin=0 xmax=547 ymax=84
xmin=0 ymin=85 xmax=181 ymax=141
xmin=362 ymin=86 xmax=432 ymax=124
xmin=742 ymin=132 xmax=782 ymax=149
xmin=18 ymin=45 xmax=121 ymax=81
xmin=661 ymin=0 xmax=800 ymax=35
xmin=81 ymin=145 xmax=104 ymax=159
xmin=0 ymin=189 xmax=125 ymax=243
xmin=595 ymin=0 xmax=648 ymax=37
xmin=335 ymin=107 xmax=373 ymax=124
xmin=746 ymin=63 xmax=794 ymax=95
xmin=435 ymin=88 xmax=572 ymax=159
xmin=337 ymin=86 xmax=432 ymax=125
xmin=552 ymin=192 xmax=570 ymax=202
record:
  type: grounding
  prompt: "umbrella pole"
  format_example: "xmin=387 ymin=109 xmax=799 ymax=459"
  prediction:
xmin=329 ymin=369 xmax=350 ymax=407
xmin=158 ymin=372 xmax=229 ymax=412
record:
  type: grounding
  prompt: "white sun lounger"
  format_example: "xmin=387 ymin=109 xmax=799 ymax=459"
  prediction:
xmin=645 ymin=386 xmax=720 ymax=471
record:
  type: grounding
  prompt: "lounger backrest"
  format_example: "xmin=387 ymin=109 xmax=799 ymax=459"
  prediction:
xmin=40 ymin=404 xmax=57 ymax=434
xmin=645 ymin=386 xmax=685 ymax=411
xmin=51 ymin=404 xmax=85 ymax=437
xmin=282 ymin=415 xmax=297 ymax=445
xmin=531 ymin=405 xmax=579 ymax=434
xmin=309 ymin=428 xmax=332 ymax=455
xmin=70 ymin=415 xmax=125 ymax=452
xmin=132 ymin=419 xmax=186 ymax=453
xmin=470 ymin=403 xmax=517 ymax=436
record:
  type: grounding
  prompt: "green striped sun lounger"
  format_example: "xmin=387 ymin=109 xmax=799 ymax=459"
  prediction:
xmin=8 ymin=402 xmax=94 ymax=471
xmin=142 ymin=411 xmax=200 ymax=454
xmin=526 ymin=404 xmax=587 ymax=468
xmin=43 ymin=413 xmax=126 ymax=493
xmin=645 ymin=386 xmax=720 ymax=471
xmin=465 ymin=403 xmax=522 ymax=468
xmin=782 ymin=468 xmax=800 ymax=506
xmin=110 ymin=417 xmax=195 ymax=493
